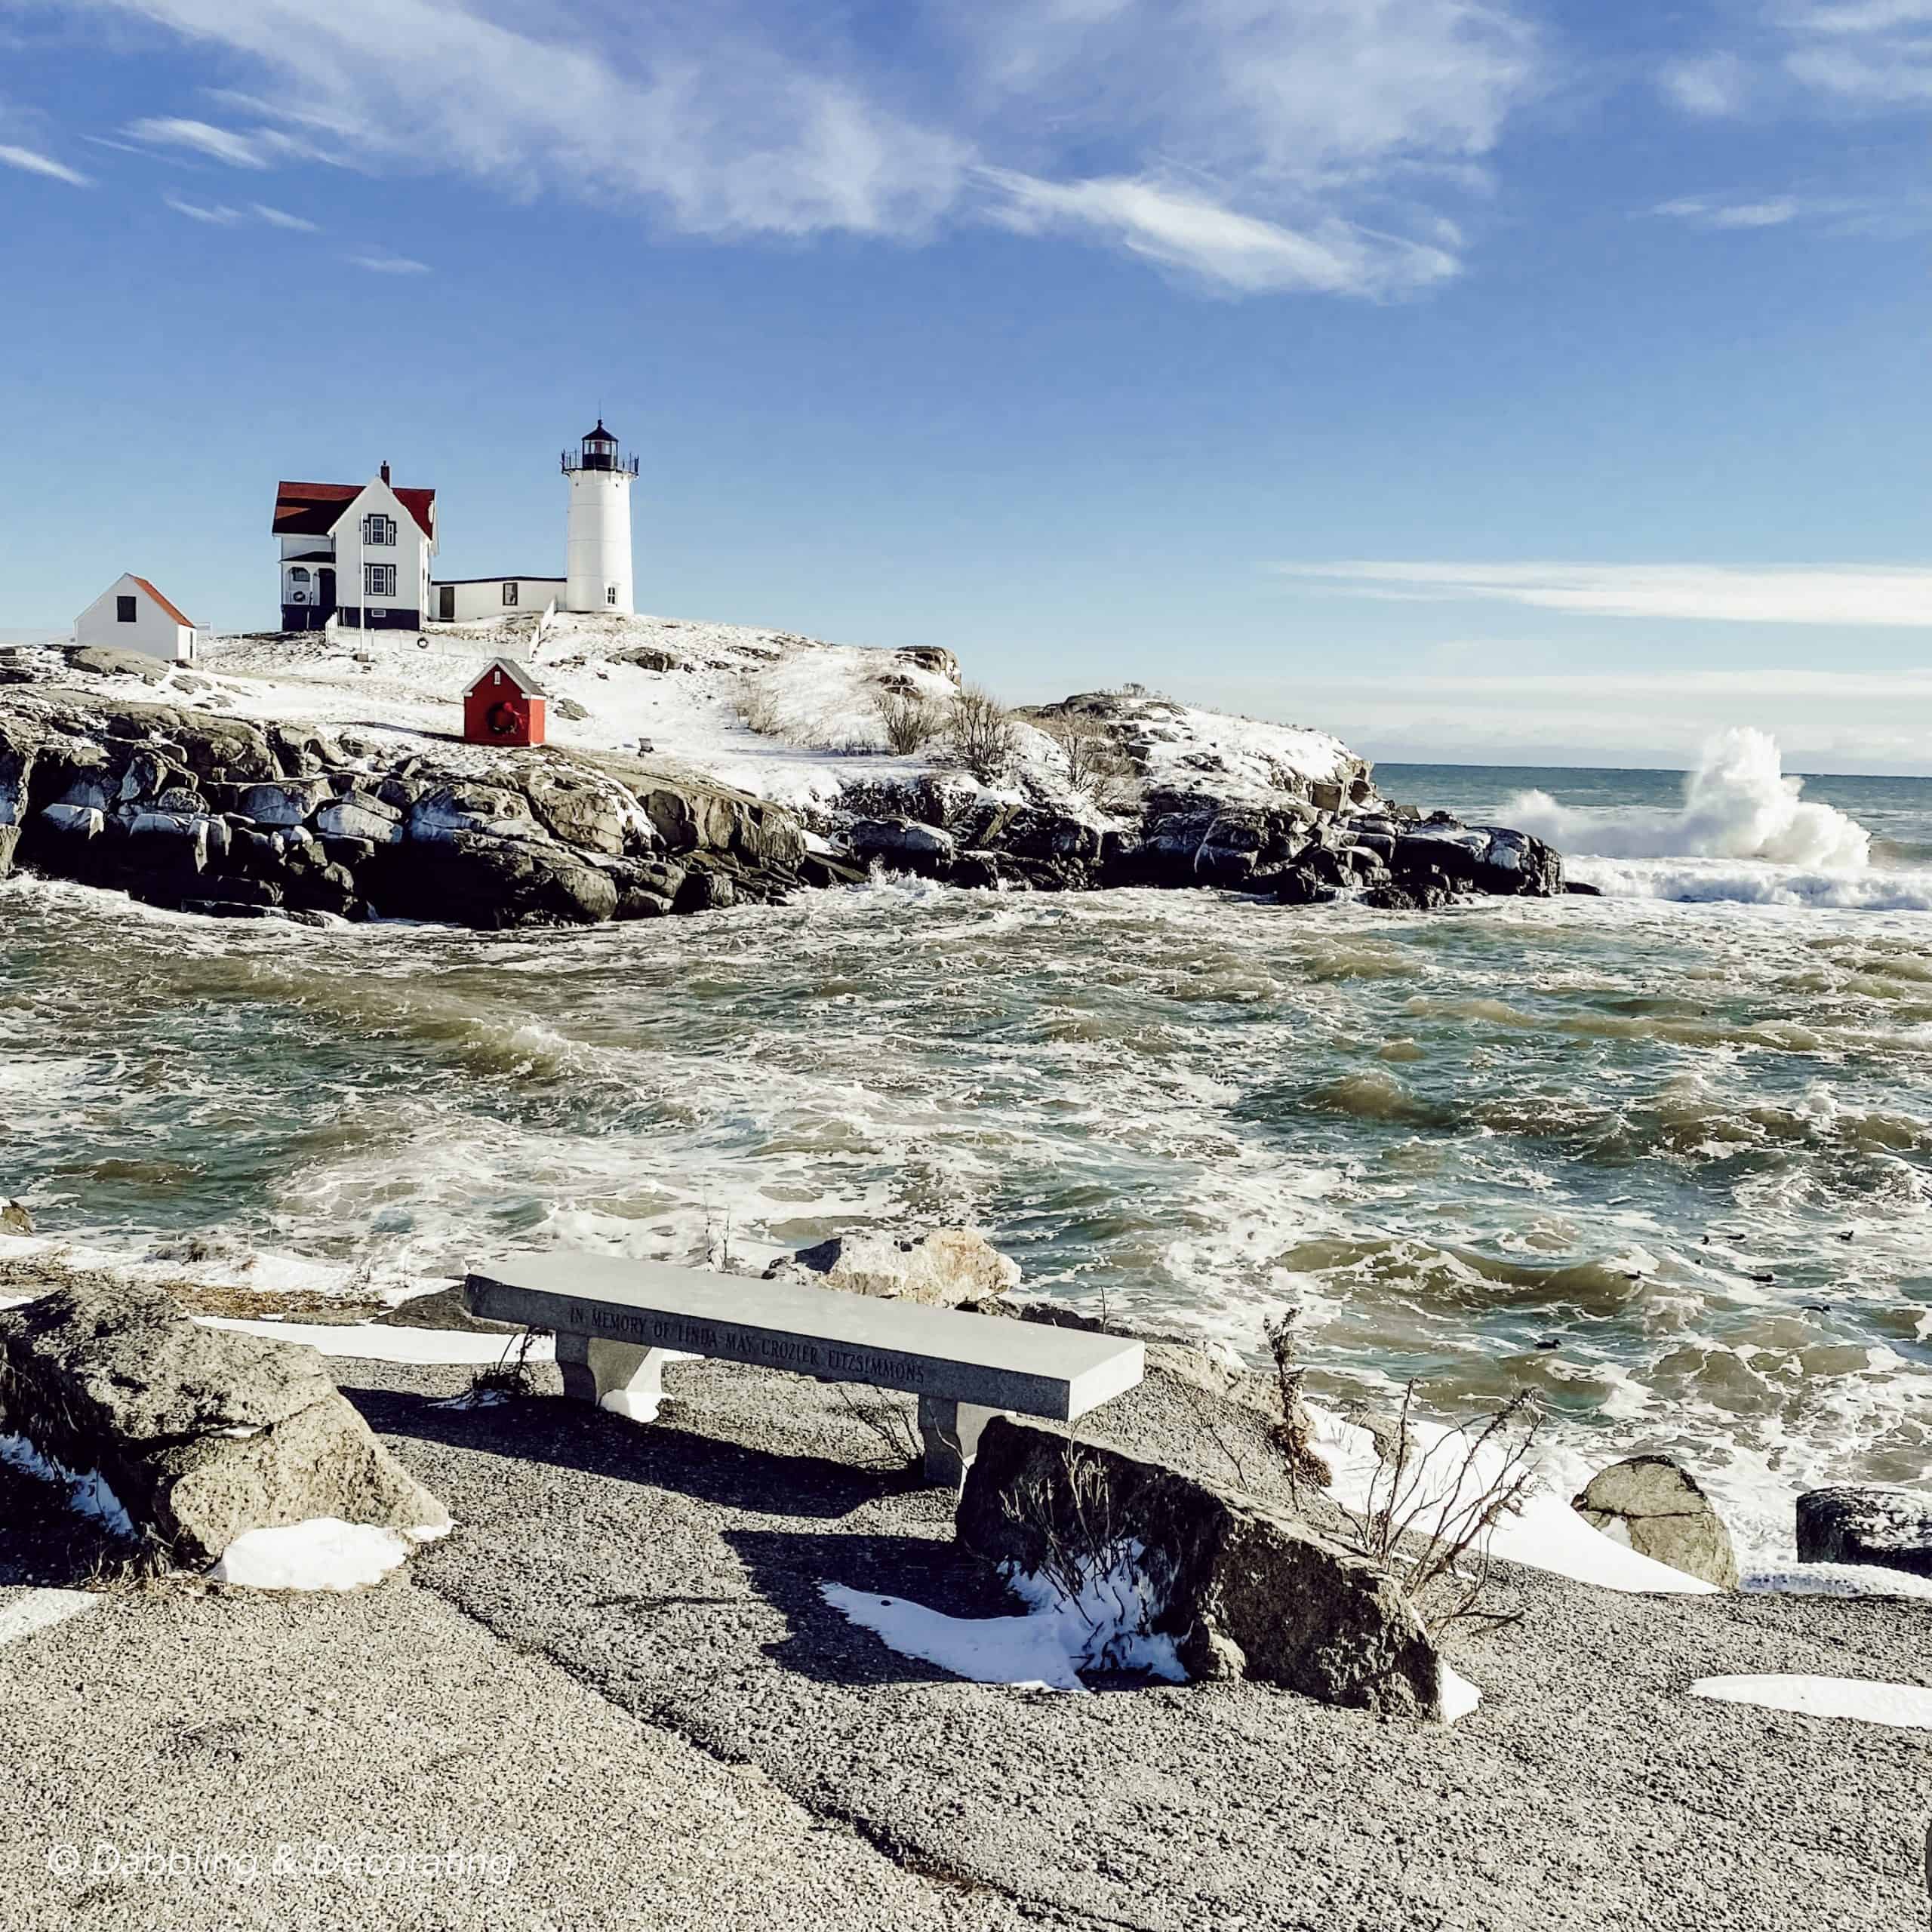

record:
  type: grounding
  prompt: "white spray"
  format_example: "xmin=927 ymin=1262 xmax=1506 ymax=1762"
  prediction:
xmin=1507 ymin=728 xmax=1872 ymax=869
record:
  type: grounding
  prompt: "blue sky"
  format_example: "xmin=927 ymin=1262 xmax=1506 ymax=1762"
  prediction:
xmin=3 ymin=0 xmax=1931 ymax=768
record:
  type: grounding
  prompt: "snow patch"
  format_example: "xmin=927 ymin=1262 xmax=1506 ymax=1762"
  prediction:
xmin=1690 ymin=1674 xmax=1932 ymax=1730
xmin=820 ymin=1546 xmax=1186 ymax=1694
xmin=1437 ymin=1661 xmax=1482 ymax=1724
xmin=209 ymin=1516 xmax=449 ymax=1592
xmin=1314 ymin=1408 xmax=1718 ymax=1596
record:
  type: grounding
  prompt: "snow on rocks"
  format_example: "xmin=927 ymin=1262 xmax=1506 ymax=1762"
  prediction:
xmin=0 ymin=616 xmax=1566 ymax=924
xmin=0 ymin=1279 xmax=449 ymax=1567
xmin=957 ymin=1416 xmax=1451 ymax=1717
xmin=1795 ymin=1487 xmax=1932 ymax=1582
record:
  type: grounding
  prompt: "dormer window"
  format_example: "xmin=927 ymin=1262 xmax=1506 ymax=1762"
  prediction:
xmin=362 ymin=514 xmax=396 ymax=546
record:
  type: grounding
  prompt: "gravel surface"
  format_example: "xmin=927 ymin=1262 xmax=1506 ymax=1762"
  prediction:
xmin=3 ymin=1348 xmax=1929 ymax=1932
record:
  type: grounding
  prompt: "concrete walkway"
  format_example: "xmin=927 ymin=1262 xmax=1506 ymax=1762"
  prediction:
xmin=3 ymin=1351 xmax=1929 ymax=1931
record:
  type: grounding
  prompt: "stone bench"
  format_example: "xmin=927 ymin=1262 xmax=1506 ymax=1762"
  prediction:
xmin=463 ymin=1254 xmax=1145 ymax=1486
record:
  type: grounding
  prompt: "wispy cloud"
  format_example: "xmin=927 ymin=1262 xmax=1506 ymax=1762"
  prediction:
xmin=164 ymin=192 xmax=244 ymax=223
xmin=1269 ymin=561 xmax=1932 ymax=626
xmin=1653 ymin=195 xmax=1801 ymax=229
xmin=1658 ymin=52 xmax=1749 ymax=117
xmin=125 ymin=115 xmax=270 ymax=168
xmin=981 ymin=171 xmax=1458 ymax=298
xmin=45 ymin=0 xmax=1547 ymax=300
xmin=349 ymin=252 xmax=429 ymax=274
xmin=251 ymin=202 xmax=318 ymax=230
xmin=0 ymin=141 xmax=90 ymax=186
xmin=1662 ymin=1 xmax=1932 ymax=117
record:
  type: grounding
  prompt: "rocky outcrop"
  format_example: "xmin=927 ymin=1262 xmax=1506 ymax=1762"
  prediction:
xmin=957 ymin=1417 xmax=1447 ymax=1716
xmin=1796 ymin=1487 xmax=1932 ymax=1580
xmin=1572 ymin=1457 xmax=1740 ymax=1589
xmin=0 ymin=690 xmax=813 ymax=931
xmin=767 ymin=1229 xmax=1020 ymax=1308
xmin=0 ymin=1279 xmax=448 ymax=1566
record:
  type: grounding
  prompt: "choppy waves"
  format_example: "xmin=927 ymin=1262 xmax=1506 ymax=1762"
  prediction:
xmin=2 ymin=845 xmax=1930 ymax=1567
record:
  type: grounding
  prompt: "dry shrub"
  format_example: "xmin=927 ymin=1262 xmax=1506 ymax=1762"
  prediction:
xmin=1045 ymin=717 xmax=1134 ymax=808
xmin=1263 ymin=1307 xmax=1334 ymax=1498
xmin=875 ymin=688 xmax=943 ymax=755
xmin=1263 ymin=1306 xmax=1537 ymax=1632
xmin=1334 ymin=1380 xmax=1542 ymax=1632
xmin=946 ymin=685 xmax=1021 ymax=785
xmin=735 ymin=678 xmax=787 ymax=738
xmin=996 ymin=1438 xmax=1156 ymax=1665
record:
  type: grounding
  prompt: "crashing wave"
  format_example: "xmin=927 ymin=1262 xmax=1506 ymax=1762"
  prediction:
xmin=1507 ymin=728 xmax=1872 ymax=869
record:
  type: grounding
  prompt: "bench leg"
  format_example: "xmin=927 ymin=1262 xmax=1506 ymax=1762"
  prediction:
xmin=917 ymin=1398 xmax=1001 ymax=1490
xmin=555 ymin=1335 xmax=672 ymax=1423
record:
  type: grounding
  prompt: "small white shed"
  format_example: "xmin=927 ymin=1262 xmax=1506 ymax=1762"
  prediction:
xmin=75 ymin=574 xmax=198 ymax=663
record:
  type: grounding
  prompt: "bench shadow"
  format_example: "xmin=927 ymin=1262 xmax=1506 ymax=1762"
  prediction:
xmin=341 ymin=1383 xmax=909 ymax=1522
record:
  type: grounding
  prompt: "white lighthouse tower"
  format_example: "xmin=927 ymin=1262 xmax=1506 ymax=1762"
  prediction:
xmin=562 ymin=420 xmax=637 ymax=615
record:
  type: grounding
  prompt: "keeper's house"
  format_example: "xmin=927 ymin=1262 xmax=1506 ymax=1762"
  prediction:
xmin=75 ymin=573 xmax=198 ymax=663
xmin=272 ymin=464 xmax=437 ymax=632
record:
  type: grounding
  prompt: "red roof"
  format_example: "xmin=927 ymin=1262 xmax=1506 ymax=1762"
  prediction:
xmin=464 ymin=656 xmax=549 ymax=698
xmin=272 ymin=479 xmax=436 ymax=540
xmin=129 ymin=576 xmax=194 ymax=629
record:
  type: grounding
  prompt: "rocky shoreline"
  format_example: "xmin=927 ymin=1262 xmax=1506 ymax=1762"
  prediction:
xmin=0 ymin=641 xmax=1564 ymax=931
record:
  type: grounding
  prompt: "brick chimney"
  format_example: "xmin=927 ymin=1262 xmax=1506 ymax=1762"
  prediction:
xmin=380 ymin=460 xmax=391 ymax=485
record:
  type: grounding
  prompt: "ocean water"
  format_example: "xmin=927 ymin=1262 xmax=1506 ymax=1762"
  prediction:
xmin=2 ymin=731 xmax=1927 ymax=1563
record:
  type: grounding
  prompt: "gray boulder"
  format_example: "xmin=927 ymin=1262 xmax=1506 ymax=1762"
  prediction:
xmin=1572 ymin=1456 xmax=1739 ymax=1588
xmin=67 ymin=645 xmax=170 ymax=684
xmin=848 ymin=817 xmax=957 ymax=875
xmin=313 ymin=789 xmax=403 ymax=844
xmin=369 ymin=829 xmax=618 ymax=927
xmin=957 ymin=1418 xmax=1447 ymax=1715
xmin=0 ymin=1279 xmax=448 ymax=1566
xmin=768 ymin=1228 xmax=1020 ymax=1307
xmin=1796 ymin=1487 xmax=1932 ymax=1580
xmin=522 ymin=767 xmax=627 ymax=855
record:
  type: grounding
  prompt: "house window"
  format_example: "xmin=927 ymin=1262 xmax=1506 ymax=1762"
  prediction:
xmin=115 ymin=595 xmax=137 ymax=623
xmin=502 ymin=582 xmax=519 ymax=608
xmin=365 ymin=562 xmax=397 ymax=598
xmin=606 ymin=584 xmax=618 ymax=606
xmin=362 ymin=514 xmax=395 ymax=546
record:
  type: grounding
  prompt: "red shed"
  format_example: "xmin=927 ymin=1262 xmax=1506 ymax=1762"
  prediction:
xmin=463 ymin=657 xmax=549 ymax=747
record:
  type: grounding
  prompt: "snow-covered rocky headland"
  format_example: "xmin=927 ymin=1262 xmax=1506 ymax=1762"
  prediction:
xmin=0 ymin=614 xmax=1563 ymax=928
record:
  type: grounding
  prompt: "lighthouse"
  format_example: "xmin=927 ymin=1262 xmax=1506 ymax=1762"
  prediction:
xmin=561 ymin=420 xmax=638 ymax=616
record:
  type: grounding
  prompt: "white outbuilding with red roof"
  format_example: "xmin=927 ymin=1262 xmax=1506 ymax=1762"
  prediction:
xmin=73 ymin=573 xmax=198 ymax=663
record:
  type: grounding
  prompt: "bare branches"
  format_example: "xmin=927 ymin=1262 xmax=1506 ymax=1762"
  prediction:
xmin=1332 ymin=1382 xmax=1543 ymax=1632
xmin=945 ymin=686 xmax=1021 ymax=785
xmin=1043 ymin=716 xmax=1135 ymax=810
xmin=873 ymin=688 xmax=943 ymax=755
xmin=1262 ymin=1306 xmax=1334 ymax=1501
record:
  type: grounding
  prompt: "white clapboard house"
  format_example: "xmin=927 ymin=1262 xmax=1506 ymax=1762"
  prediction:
xmin=272 ymin=464 xmax=437 ymax=632
xmin=74 ymin=573 xmax=198 ymax=663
